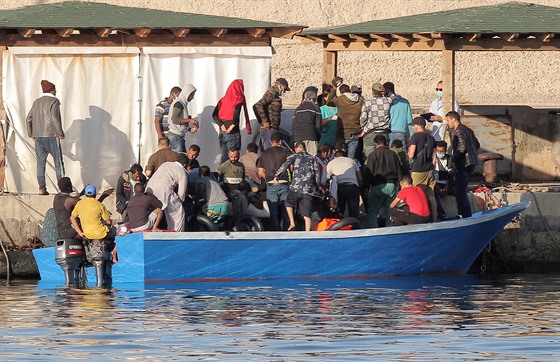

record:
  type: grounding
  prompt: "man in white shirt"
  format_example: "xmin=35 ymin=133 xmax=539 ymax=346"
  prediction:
xmin=429 ymin=81 xmax=460 ymax=141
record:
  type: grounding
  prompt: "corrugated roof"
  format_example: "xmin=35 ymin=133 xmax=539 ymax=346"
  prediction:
xmin=302 ymin=2 xmax=560 ymax=36
xmin=0 ymin=1 xmax=302 ymax=30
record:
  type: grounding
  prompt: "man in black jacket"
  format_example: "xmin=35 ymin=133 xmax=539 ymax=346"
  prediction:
xmin=446 ymin=111 xmax=480 ymax=218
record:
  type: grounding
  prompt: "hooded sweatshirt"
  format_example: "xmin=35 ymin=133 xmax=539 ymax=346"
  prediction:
xmin=329 ymin=92 xmax=363 ymax=140
xmin=168 ymin=84 xmax=197 ymax=137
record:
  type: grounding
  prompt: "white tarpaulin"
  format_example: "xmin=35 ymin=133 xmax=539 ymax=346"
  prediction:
xmin=3 ymin=46 xmax=271 ymax=194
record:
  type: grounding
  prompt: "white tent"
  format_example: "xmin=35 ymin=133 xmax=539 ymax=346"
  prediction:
xmin=3 ymin=46 xmax=271 ymax=194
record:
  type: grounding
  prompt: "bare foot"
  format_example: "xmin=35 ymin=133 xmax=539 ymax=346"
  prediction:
xmin=288 ymin=224 xmax=296 ymax=231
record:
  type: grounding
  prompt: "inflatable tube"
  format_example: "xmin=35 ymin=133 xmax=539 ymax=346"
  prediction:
xmin=327 ymin=217 xmax=361 ymax=231
xmin=232 ymin=215 xmax=264 ymax=232
xmin=191 ymin=214 xmax=219 ymax=231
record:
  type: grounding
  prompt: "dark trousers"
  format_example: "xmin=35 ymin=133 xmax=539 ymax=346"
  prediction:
xmin=390 ymin=206 xmax=431 ymax=226
xmin=337 ymin=183 xmax=360 ymax=219
xmin=454 ymin=165 xmax=475 ymax=218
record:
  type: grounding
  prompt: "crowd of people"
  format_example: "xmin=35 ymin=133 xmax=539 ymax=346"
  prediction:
xmin=27 ymin=76 xmax=480 ymax=239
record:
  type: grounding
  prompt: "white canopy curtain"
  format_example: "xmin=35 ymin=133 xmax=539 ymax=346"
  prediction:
xmin=2 ymin=46 xmax=271 ymax=194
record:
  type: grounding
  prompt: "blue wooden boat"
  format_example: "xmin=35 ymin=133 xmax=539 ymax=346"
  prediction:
xmin=33 ymin=201 xmax=530 ymax=285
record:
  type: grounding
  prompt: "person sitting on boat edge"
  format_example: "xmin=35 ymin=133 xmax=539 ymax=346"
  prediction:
xmin=70 ymin=184 xmax=118 ymax=263
xmin=127 ymin=183 xmax=164 ymax=233
xmin=196 ymin=165 xmax=230 ymax=224
xmin=389 ymin=175 xmax=431 ymax=226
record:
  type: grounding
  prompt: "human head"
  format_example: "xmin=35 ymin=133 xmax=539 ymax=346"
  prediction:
xmin=134 ymin=182 xmax=145 ymax=194
xmin=130 ymin=164 xmax=143 ymax=181
xmin=41 ymin=80 xmax=56 ymax=94
xmin=169 ymin=86 xmax=182 ymax=101
xmin=177 ymin=153 xmax=189 ymax=168
xmin=400 ymin=174 xmax=413 ymax=187
xmin=351 ymin=84 xmax=362 ymax=96
xmin=270 ymin=132 xmax=283 ymax=147
xmin=435 ymin=140 xmax=448 ymax=158
xmin=371 ymin=82 xmax=383 ymax=96
xmin=334 ymin=149 xmax=347 ymax=158
xmin=228 ymin=147 xmax=240 ymax=163
xmin=332 ymin=76 xmax=343 ymax=88
xmin=275 ymin=78 xmax=290 ymax=96
xmin=84 ymin=184 xmax=96 ymax=197
xmin=411 ymin=116 xmax=427 ymax=132
xmin=187 ymin=144 xmax=200 ymax=160
xmin=158 ymin=136 xmax=171 ymax=149
xmin=318 ymin=143 xmax=333 ymax=160
xmin=445 ymin=111 xmax=461 ymax=129
xmin=246 ymin=142 xmax=258 ymax=154
xmin=436 ymin=81 xmax=443 ymax=98
xmin=373 ymin=134 xmax=387 ymax=147
xmin=199 ymin=165 xmax=211 ymax=177
xmin=294 ymin=141 xmax=306 ymax=152
xmin=301 ymin=86 xmax=318 ymax=103
xmin=383 ymin=82 xmax=395 ymax=96
xmin=339 ymin=84 xmax=351 ymax=94
xmin=390 ymin=139 xmax=403 ymax=149
xmin=334 ymin=140 xmax=348 ymax=153
xmin=57 ymin=177 xmax=73 ymax=193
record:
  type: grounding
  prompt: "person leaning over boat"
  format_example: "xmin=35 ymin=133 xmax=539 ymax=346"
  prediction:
xmin=389 ymin=175 xmax=431 ymax=226
xmin=145 ymin=137 xmax=179 ymax=178
xmin=446 ymin=111 xmax=480 ymax=218
xmin=146 ymin=153 xmax=189 ymax=232
xmin=116 ymin=164 xmax=147 ymax=223
xmin=127 ymin=183 xmax=164 ymax=233
xmin=274 ymin=141 xmax=322 ymax=231
xmin=195 ymin=165 xmax=230 ymax=224
xmin=363 ymin=134 xmax=403 ymax=228
xmin=70 ymin=184 xmax=117 ymax=262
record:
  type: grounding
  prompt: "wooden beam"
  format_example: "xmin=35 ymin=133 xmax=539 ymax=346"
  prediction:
xmin=18 ymin=29 xmax=35 ymax=38
xmin=210 ymin=28 xmax=227 ymax=38
xmin=56 ymin=28 xmax=74 ymax=38
xmin=267 ymin=28 xmax=304 ymax=39
xmin=328 ymin=34 xmax=350 ymax=42
xmin=391 ymin=33 xmax=414 ymax=42
xmin=322 ymin=49 xmax=337 ymax=86
xmin=134 ymin=28 xmax=152 ymax=38
xmin=468 ymin=33 xmax=481 ymax=42
xmin=412 ymin=33 xmax=433 ymax=42
xmin=170 ymin=28 xmax=190 ymax=38
xmin=300 ymin=34 xmax=329 ymax=43
xmin=325 ymin=40 xmax=443 ymax=51
xmin=369 ymin=33 xmax=392 ymax=42
xmin=542 ymin=33 xmax=555 ymax=42
xmin=441 ymin=49 xmax=456 ymax=126
xmin=95 ymin=28 xmax=112 ymax=38
xmin=247 ymin=28 xmax=266 ymax=38
xmin=349 ymin=34 xmax=371 ymax=42
xmin=505 ymin=33 xmax=519 ymax=42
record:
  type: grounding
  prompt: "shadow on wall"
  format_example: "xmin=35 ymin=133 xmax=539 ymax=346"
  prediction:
xmin=64 ymin=106 xmax=135 ymax=189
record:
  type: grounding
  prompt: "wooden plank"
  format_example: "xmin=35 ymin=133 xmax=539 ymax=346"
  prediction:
xmin=369 ymin=33 xmax=392 ymax=42
xmin=468 ymin=33 xmax=481 ymax=42
xmin=134 ymin=28 xmax=152 ymax=38
xmin=170 ymin=28 xmax=190 ymax=38
xmin=349 ymin=34 xmax=371 ymax=42
xmin=391 ymin=33 xmax=414 ymax=42
xmin=325 ymin=40 xmax=443 ymax=51
xmin=542 ymin=33 xmax=555 ymax=42
xmin=18 ymin=29 xmax=35 ymax=38
xmin=209 ymin=28 xmax=227 ymax=38
xmin=412 ymin=33 xmax=433 ymax=42
xmin=56 ymin=28 xmax=74 ymax=38
xmin=247 ymin=28 xmax=266 ymax=38
xmin=95 ymin=28 xmax=112 ymax=38
xmin=328 ymin=34 xmax=350 ymax=42
xmin=448 ymin=37 xmax=560 ymax=51
xmin=441 ymin=48 xmax=456 ymax=138
xmin=322 ymin=49 xmax=337 ymax=86
xmin=505 ymin=33 xmax=519 ymax=42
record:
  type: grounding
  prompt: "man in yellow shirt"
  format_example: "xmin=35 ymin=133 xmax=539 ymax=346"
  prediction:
xmin=70 ymin=184 xmax=117 ymax=262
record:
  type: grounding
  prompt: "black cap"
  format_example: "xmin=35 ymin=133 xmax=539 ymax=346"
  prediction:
xmin=275 ymin=78 xmax=290 ymax=91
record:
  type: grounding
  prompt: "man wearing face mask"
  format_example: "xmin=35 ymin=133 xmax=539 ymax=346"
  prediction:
xmin=253 ymin=78 xmax=290 ymax=151
xmin=429 ymin=81 xmax=460 ymax=141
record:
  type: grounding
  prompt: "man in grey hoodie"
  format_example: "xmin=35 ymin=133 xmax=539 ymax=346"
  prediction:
xmin=26 ymin=80 xmax=65 ymax=195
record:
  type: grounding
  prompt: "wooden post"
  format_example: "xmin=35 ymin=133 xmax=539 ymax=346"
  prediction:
xmin=441 ymin=49 xmax=455 ymax=144
xmin=322 ymin=49 xmax=337 ymax=86
xmin=0 ymin=47 xmax=6 ymax=192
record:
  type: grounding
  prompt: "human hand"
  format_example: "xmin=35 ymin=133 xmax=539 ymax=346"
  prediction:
xmin=102 ymin=188 xmax=114 ymax=196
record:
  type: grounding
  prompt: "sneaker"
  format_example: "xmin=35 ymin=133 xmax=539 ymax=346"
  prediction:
xmin=39 ymin=189 xmax=49 ymax=195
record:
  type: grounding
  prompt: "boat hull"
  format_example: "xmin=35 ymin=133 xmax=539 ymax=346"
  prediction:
xmin=33 ymin=201 xmax=530 ymax=284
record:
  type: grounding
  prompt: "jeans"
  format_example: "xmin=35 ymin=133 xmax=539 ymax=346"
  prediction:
xmin=366 ymin=183 xmax=396 ymax=228
xmin=260 ymin=128 xmax=279 ymax=151
xmin=168 ymin=133 xmax=186 ymax=153
xmin=337 ymin=183 xmax=360 ymax=219
xmin=454 ymin=165 xmax=475 ymax=218
xmin=219 ymin=132 xmax=241 ymax=164
xmin=389 ymin=131 xmax=408 ymax=153
xmin=266 ymin=183 xmax=289 ymax=231
xmin=345 ymin=135 xmax=359 ymax=161
xmin=35 ymin=137 xmax=64 ymax=190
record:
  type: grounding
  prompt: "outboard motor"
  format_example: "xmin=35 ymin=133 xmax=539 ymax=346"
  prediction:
xmin=55 ymin=238 xmax=87 ymax=286
xmin=83 ymin=238 xmax=114 ymax=288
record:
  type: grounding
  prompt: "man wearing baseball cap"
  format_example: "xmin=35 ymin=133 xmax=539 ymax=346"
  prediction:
xmin=253 ymin=78 xmax=290 ymax=151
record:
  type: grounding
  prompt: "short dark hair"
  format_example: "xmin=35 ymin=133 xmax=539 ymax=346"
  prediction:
xmin=246 ymin=142 xmax=258 ymax=153
xmin=334 ymin=149 xmax=347 ymax=158
xmin=270 ymin=132 xmax=282 ymax=142
xmin=383 ymin=82 xmax=395 ymax=94
xmin=158 ymin=137 xmax=170 ymax=146
xmin=334 ymin=141 xmax=348 ymax=152
xmin=446 ymin=111 xmax=460 ymax=122
xmin=57 ymin=177 xmax=73 ymax=193
xmin=339 ymin=84 xmax=350 ymax=94
xmin=373 ymin=134 xmax=387 ymax=145
xmin=318 ymin=143 xmax=332 ymax=154
xmin=228 ymin=146 xmax=239 ymax=153
xmin=390 ymin=139 xmax=403 ymax=149
xmin=130 ymin=163 xmax=143 ymax=174
xmin=436 ymin=140 xmax=448 ymax=149
xmin=177 ymin=153 xmax=189 ymax=166
xmin=170 ymin=86 xmax=182 ymax=95
xmin=200 ymin=165 xmax=211 ymax=177
xmin=400 ymin=174 xmax=412 ymax=184
xmin=134 ymin=183 xmax=145 ymax=194
xmin=189 ymin=144 xmax=201 ymax=153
